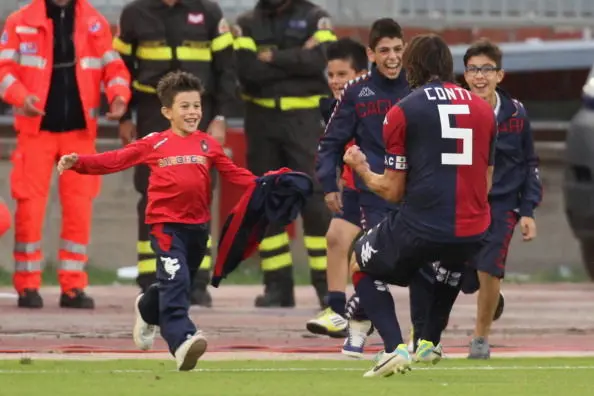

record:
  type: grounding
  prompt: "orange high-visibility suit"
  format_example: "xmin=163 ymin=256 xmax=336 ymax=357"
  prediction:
xmin=0 ymin=198 xmax=10 ymax=238
xmin=0 ymin=0 xmax=131 ymax=295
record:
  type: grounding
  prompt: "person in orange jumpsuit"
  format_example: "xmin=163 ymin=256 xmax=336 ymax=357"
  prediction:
xmin=0 ymin=0 xmax=131 ymax=309
xmin=0 ymin=198 xmax=11 ymax=238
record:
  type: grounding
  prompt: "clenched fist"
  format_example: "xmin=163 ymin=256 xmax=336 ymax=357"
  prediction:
xmin=343 ymin=145 xmax=369 ymax=174
xmin=57 ymin=153 xmax=79 ymax=175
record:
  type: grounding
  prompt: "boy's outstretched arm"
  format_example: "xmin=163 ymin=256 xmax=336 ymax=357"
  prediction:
xmin=211 ymin=140 xmax=257 ymax=187
xmin=59 ymin=137 xmax=154 ymax=175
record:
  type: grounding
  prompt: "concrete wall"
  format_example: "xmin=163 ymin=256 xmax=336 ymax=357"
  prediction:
xmin=0 ymin=142 xmax=584 ymax=278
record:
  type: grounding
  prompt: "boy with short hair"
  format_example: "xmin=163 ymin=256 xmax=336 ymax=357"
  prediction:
xmin=307 ymin=37 xmax=368 ymax=338
xmin=57 ymin=71 xmax=256 ymax=371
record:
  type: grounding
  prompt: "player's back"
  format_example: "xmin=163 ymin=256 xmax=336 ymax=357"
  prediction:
xmin=396 ymin=81 xmax=496 ymax=242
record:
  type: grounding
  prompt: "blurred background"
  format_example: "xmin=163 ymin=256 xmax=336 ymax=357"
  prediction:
xmin=0 ymin=0 xmax=593 ymax=286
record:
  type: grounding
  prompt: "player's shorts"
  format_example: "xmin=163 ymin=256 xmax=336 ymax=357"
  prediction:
xmin=353 ymin=212 xmax=485 ymax=287
xmin=360 ymin=204 xmax=393 ymax=231
xmin=332 ymin=188 xmax=361 ymax=227
xmin=468 ymin=209 xmax=520 ymax=279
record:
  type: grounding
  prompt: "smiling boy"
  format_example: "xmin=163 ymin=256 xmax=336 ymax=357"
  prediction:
xmin=57 ymin=71 xmax=256 ymax=371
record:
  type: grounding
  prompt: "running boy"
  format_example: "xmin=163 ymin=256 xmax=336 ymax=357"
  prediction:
xmin=307 ymin=37 xmax=368 ymax=338
xmin=57 ymin=71 xmax=256 ymax=371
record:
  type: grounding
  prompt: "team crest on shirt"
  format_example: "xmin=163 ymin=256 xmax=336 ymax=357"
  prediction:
xmin=88 ymin=19 xmax=102 ymax=33
xmin=200 ymin=139 xmax=209 ymax=153
xmin=19 ymin=42 xmax=37 ymax=54
xmin=187 ymin=13 xmax=204 ymax=25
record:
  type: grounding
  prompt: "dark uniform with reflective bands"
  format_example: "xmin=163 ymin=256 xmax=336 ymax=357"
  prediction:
xmin=113 ymin=0 xmax=236 ymax=305
xmin=233 ymin=0 xmax=336 ymax=308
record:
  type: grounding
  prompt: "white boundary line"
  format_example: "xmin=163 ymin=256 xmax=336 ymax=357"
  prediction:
xmin=1 ymin=366 xmax=594 ymax=374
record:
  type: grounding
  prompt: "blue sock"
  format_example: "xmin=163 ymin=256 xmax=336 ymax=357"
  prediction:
xmin=354 ymin=273 xmax=402 ymax=352
xmin=327 ymin=291 xmax=347 ymax=316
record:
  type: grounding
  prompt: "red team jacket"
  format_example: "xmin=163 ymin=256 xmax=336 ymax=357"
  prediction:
xmin=72 ymin=130 xmax=256 ymax=224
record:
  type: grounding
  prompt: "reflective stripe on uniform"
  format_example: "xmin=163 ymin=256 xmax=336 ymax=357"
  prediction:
xmin=259 ymin=233 xmax=292 ymax=272
xmin=113 ymin=37 xmax=132 ymax=55
xmin=15 ymin=260 xmax=43 ymax=272
xmin=80 ymin=51 xmax=121 ymax=70
xmin=60 ymin=260 xmax=85 ymax=271
xmin=20 ymin=55 xmax=46 ymax=69
xmin=136 ymin=45 xmax=215 ymax=61
xmin=313 ymin=30 xmax=337 ymax=43
xmin=107 ymin=77 xmax=129 ymax=88
xmin=132 ymin=81 xmax=156 ymax=93
xmin=233 ymin=37 xmax=257 ymax=52
xmin=304 ymin=236 xmax=327 ymax=271
xmin=137 ymin=240 xmax=154 ymax=254
xmin=102 ymin=50 xmax=122 ymax=65
xmin=241 ymin=94 xmax=326 ymax=111
xmin=60 ymin=239 xmax=87 ymax=255
xmin=0 ymin=74 xmax=16 ymax=96
xmin=14 ymin=241 xmax=42 ymax=253
xmin=176 ymin=46 xmax=211 ymax=61
xmin=261 ymin=253 xmax=292 ymax=271
xmin=211 ymin=32 xmax=234 ymax=52
xmin=138 ymin=258 xmax=156 ymax=274
xmin=0 ymin=49 xmax=18 ymax=62
xmin=136 ymin=46 xmax=172 ymax=60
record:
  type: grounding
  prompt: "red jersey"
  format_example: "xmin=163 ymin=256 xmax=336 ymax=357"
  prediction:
xmin=341 ymin=140 xmax=356 ymax=189
xmin=72 ymin=130 xmax=255 ymax=225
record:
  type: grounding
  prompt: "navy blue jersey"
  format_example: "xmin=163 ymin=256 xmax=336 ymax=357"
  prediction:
xmin=489 ymin=88 xmax=543 ymax=217
xmin=383 ymin=81 xmax=497 ymax=242
xmin=316 ymin=65 xmax=410 ymax=207
xmin=319 ymin=97 xmax=337 ymax=125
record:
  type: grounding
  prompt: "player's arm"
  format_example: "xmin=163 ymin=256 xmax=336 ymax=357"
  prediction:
xmin=487 ymin=114 xmax=498 ymax=194
xmin=518 ymin=108 xmax=543 ymax=217
xmin=315 ymin=89 xmax=357 ymax=194
xmin=0 ymin=16 xmax=30 ymax=107
xmin=68 ymin=138 xmax=153 ymax=175
xmin=112 ymin=5 xmax=138 ymax=122
xmin=211 ymin=139 xmax=257 ymax=187
xmin=268 ymin=9 xmax=337 ymax=76
xmin=233 ymin=17 xmax=292 ymax=86
xmin=206 ymin=3 xmax=235 ymax=119
xmin=346 ymin=107 xmax=406 ymax=202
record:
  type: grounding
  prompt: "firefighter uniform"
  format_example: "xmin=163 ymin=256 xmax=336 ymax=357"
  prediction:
xmin=113 ymin=0 xmax=236 ymax=305
xmin=233 ymin=0 xmax=336 ymax=308
xmin=0 ymin=0 xmax=131 ymax=309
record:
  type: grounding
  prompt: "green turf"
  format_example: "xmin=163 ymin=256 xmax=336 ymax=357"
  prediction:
xmin=0 ymin=358 xmax=591 ymax=396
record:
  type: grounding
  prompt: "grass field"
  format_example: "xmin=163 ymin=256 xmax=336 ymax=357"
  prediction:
xmin=0 ymin=357 xmax=591 ymax=396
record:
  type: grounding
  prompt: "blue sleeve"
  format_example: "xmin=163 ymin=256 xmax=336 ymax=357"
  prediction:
xmin=518 ymin=112 xmax=543 ymax=218
xmin=315 ymin=90 xmax=357 ymax=193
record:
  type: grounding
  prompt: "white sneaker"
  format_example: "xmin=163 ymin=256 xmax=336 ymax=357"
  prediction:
xmin=363 ymin=344 xmax=412 ymax=377
xmin=175 ymin=332 xmax=208 ymax=371
xmin=133 ymin=294 xmax=157 ymax=351
xmin=342 ymin=319 xmax=372 ymax=359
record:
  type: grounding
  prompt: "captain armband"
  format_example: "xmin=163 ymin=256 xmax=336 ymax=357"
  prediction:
xmin=384 ymin=153 xmax=407 ymax=170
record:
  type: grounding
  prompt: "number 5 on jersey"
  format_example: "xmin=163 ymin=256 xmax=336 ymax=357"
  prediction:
xmin=439 ymin=104 xmax=473 ymax=166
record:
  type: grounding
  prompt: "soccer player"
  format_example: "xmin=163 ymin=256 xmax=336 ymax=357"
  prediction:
xmin=310 ymin=19 xmax=410 ymax=356
xmin=57 ymin=71 xmax=256 ymax=371
xmin=306 ymin=38 xmax=368 ymax=338
xmin=344 ymin=33 xmax=497 ymax=377
xmin=462 ymin=39 xmax=541 ymax=359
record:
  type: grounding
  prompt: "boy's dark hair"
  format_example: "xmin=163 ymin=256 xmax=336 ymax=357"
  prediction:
xmin=403 ymin=33 xmax=454 ymax=88
xmin=326 ymin=38 xmax=368 ymax=72
xmin=368 ymin=18 xmax=404 ymax=50
xmin=157 ymin=71 xmax=204 ymax=108
xmin=463 ymin=38 xmax=503 ymax=68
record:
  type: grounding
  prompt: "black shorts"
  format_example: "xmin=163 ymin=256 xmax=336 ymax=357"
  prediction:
xmin=353 ymin=212 xmax=485 ymax=287
xmin=469 ymin=209 xmax=519 ymax=278
xmin=332 ymin=188 xmax=361 ymax=227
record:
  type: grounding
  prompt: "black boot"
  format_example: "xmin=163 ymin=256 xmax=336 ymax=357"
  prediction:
xmin=136 ymin=272 xmax=157 ymax=293
xmin=18 ymin=289 xmax=43 ymax=308
xmin=60 ymin=288 xmax=95 ymax=309
xmin=310 ymin=269 xmax=328 ymax=309
xmin=190 ymin=269 xmax=213 ymax=307
xmin=254 ymin=267 xmax=295 ymax=308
